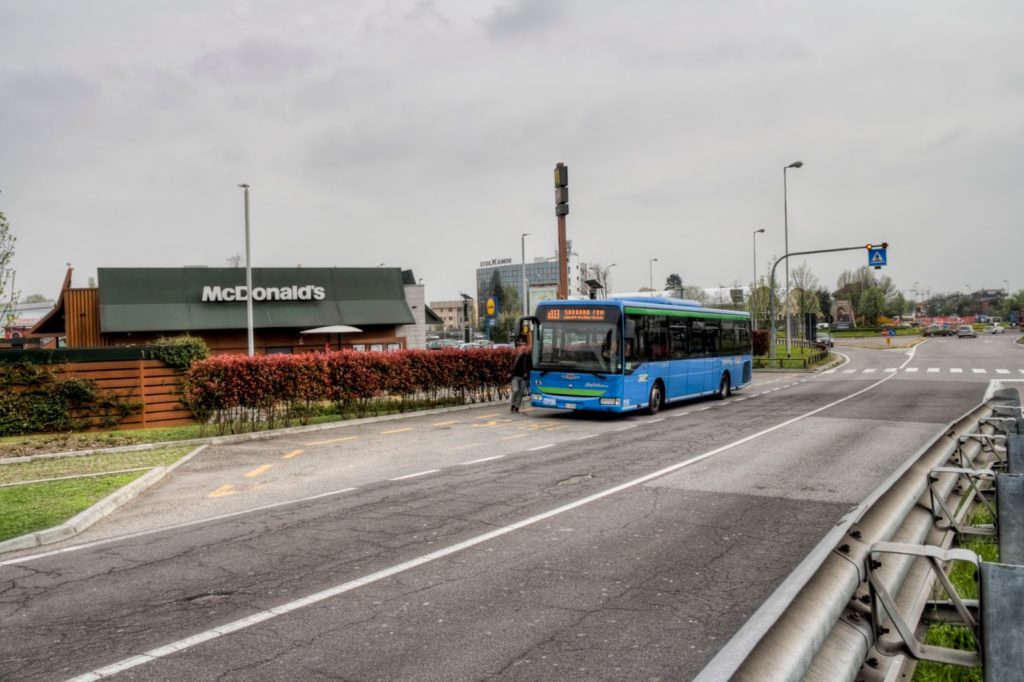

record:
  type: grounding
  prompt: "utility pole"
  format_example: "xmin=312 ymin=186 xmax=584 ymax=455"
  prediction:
xmin=238 ymin=183 xmax=254 ymax=357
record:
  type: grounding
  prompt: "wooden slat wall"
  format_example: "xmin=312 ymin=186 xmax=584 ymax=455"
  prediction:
xmin=53 ymin=359 xmax=194 ymax=430
xmin=65 ymin=288 xmax=103 ymax=347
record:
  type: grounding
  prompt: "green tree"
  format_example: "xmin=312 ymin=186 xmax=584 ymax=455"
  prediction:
xmin=858 ymin=287 xmax=886 ymax=326
xmin=664 ymin=273 xmax=683 ymax=291
xmin=22 ymin=293 xmax=48 ymax=303
xmin=816 ymin=288 xmax=833 ymax=322
xmin=0 ymin=212 xmax=19 ymax=325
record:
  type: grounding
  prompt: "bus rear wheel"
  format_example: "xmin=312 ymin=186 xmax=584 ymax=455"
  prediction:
xmin=717 ymin=373 xmax=731 ymax=399
xmin=647 ymin=381 xmax=663 ymax=415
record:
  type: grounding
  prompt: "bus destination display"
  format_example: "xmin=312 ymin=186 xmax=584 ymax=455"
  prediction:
xmin=541 ymin=307 xmax=610 ymax=322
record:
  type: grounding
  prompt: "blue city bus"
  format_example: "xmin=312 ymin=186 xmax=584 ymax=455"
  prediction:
xmin=520 ymin=295 xmax=753 ymax=415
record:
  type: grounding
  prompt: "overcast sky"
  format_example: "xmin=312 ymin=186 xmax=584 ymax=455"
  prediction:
xmin=2 ymin=1 xmax=1022 ymax=305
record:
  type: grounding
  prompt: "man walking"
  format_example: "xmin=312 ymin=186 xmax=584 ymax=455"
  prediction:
xmin=509 ymin=339 xmax=532 ymax=413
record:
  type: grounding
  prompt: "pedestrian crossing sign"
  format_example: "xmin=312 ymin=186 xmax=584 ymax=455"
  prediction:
xmin=868 ymin=246 xmax=887 ymax=268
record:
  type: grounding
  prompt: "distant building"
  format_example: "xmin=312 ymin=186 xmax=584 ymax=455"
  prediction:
xmin=476 ymin=254 xmax=590 ymax=315
xmin=2 ymin=299 xmax=57 ymax=347
xmin=429 ymin=298 xmax=478 ymax=333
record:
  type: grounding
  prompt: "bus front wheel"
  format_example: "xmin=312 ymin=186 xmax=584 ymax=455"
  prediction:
xmin=717 ymin=373 xmax=731 ymax=400
xmin=647 ymin=381 xmax=663 ymax=415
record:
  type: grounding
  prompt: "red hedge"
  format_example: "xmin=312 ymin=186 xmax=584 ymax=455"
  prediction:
xmin=182 ymin=348 xmax=517 ymax=430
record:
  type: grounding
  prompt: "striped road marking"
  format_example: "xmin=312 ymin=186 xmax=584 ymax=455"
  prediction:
xmin=390 ymin=469 xmax=440 ymax=481
xmin=905 ymin=368 xmax=919 ymax=373
xmin=972 ymin=368 xmax=987 ymax=374
xmin=208 ymin=485 xmax=237 ymax=498
xmin=305 ymin=435 xmax=359 ymax=446
xmin=282 ymin=449 xmax=303 ymax=460
xmin=460 ymin=455 xmax=505 ymax=465
xmin=381 ymin=427 xmax=413 ymax=435
xmin=432 ymin=420 xmax=460 ymax=426
xmin=245 ymin=465 xmax=272 ymax=478
xmin=996 ymin=369 xmax=1011 ymax=374
xmin=863 ymin=368 xmax=877 ymax=374
xmin=951 ymin=368 xmax=963 ymax=373
xmin=928 ymin=368 xmax=940 ymax=373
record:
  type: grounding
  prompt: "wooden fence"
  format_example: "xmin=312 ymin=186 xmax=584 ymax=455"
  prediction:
xmin=53 ymin=359 xmax=193 ymax=430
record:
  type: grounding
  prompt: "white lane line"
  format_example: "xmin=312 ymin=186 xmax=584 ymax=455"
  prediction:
xmin=759 ymin=391 xmax=772 ymax=395
xmin=648 ymin=418 xmax=665 ymax=423
xmin=842 ymin=370 xmax=856 ymax=374
xmin=64 ymin=343 xmax=918 ymax=682
xmin=823 ymin=369 xmax=836 ymax=374
xmin=576 ymin=433 xmax=600 ymax=440
xmin=733 ymin=397 xmax=746 ymax=402
xmin=614 ymin=424 xmax=638 ymax=431
xmin=862 ymin=368 xmax=877 ymax=374
xmin=460 ymin=455 xmax=505 ymax=465
xmin=672 ymin=411 xmax=691 ymax=417
xmin=884 ymin=368 xmax=897 ymax=373
xmin=770 ymin=388 xmax=780 ymax=392
xmin=528 ymin=443 xmax=555 ymax=451
xmin=697 ymin=406 xmax=712 ymax=411
xmin=2 ymin=486 xmax=361 ymax=568
xmin=389 ymin=469 xmax=441 ymax=481
xmin=996 ymin=369 xmax=1011 ymax=375
xmin=951 ymin=368 xmax=963 ymax=374
xmin=904 ymin=367 xmax=919 ymax=373
xmin=927 ymin=368 xmax=940 ymax=373
xmin=972 ymin=368 xmax=987 ymax=374
xmin=1019 ymin=369 xmax=1024 ymax=375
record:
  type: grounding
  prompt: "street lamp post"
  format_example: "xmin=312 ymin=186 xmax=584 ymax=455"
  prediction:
xmin=238 ymin=183 xmax=254 ymax=357
xmin=607 ymin=263 xmax=617 ymax=294
xmin=783 ymin=160 xmax=803 ymax=355
xmin=753 ymin=229 xmax=765 ymax=329
xmin=649 ymin=258 xmax=658 ymax=291
xmin=521 ymin=232 xmax=530 ymax=316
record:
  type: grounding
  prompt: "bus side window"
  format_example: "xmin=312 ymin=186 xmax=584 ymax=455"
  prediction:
xmin=670 ymin=321 xmax=688 ymax=360
xmin=648 ymin=316 xmax=669 ymax=360
xmin=689 ymin=321 xmax=705 ymax=356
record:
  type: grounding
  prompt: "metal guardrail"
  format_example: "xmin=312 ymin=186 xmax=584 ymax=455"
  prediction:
xmin=696 ymin=389 xmax=1022 ymax=681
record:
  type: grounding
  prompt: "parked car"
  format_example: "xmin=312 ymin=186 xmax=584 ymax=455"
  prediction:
xmin=984 ymin=324 xmax=1005 ymax=334
xmin=815 ymin=333 xmax=834 ymax=348
xmin=922 ymin=324 xmax=955 ymax=337
xmin=957 ymin=325 xmax=977 ymax=338
xmin=458 ymin=342 xmax=484 ymax=349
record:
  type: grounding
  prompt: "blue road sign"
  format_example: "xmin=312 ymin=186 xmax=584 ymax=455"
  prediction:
xmin=868 ymin=247 xmax=887 ymax=267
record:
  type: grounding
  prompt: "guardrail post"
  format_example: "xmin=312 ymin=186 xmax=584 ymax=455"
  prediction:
xmin=996 ymin=474 xmax=1024 ymax=566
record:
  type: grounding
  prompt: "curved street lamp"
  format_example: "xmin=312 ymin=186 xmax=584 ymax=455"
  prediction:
xmin=649 ymin=258 xmax=659 ymax=291
xmin=783 ymin=160 xmax=803 ymax=355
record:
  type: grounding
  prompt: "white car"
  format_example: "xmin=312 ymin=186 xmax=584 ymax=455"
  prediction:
xmin=985 ymin=324 xmax=1005 ymax=334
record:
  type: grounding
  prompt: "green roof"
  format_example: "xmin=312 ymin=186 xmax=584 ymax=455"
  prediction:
xmin=98 ymin=268 xmax=415 ymax=333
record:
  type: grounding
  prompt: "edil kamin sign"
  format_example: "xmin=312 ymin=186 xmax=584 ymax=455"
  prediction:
xmin=201 ymin=285 xmax=327 ymax=302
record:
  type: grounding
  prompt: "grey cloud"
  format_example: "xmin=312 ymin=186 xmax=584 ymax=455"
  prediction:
xmin=482 ymin=0 xmax=568 ymax=39
xmin=192 ymin=37 xmax=320 ymax=84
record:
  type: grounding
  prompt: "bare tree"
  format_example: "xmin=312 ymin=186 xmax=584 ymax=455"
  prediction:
xmin=226 ymin=253 xmax=244 ymax=268
xmin=0 ymin=211 xmax=19 ymax=325
xmin=587 ymin=263 xmax=616 ymax=294
xmin=790 ymin=262 xmax=821 ymax=315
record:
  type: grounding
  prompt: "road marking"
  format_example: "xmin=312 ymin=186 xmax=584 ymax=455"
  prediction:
xmin=927 ymin=368 xmax=940 ymax=373
xmin=996 ymin=369 xmax=1011 ymax=375
xmin=614 ymin=424 xmax=638 ymax=430
xmin=972 ymin=368 xmax=987 ymax=374
xmin=500 ymin=433 xmax=528 ymax=440
xmin=884 ymin=368 xmax=897 ymax=373
xmin=282 ymin=449 xmax=303 ymax=460
xmin=65 ymin=345 xmax=918 ymax=681
xmin=451 ymin=443 xmax=480 ymax=451
xmin=648 ymin=418 xmax=665 ymax=423
xmin=842 ymin=370 xmax=856 ymax=374
xmin=3 ymin=487 xmax=361 ymax=568
xmin=207 ymin=485 xmax=237 ymax=498
xmin=245 ymin=465 xmax=272 ymax=478
xmin=476 ymin=413 xmax=500 ymax=419
xmin=381 ymin=427 xmax=413 ymax=435
xmin=528 ymin=444 xmax=555 ymax=451
xmin=389 ymin=469 xmax=440 ymax=481
xmin=432 ymin=420 xmax=460 ymax=426
xmin=823 ymin=369 xmax=836 ymax=374
xmin=460 ymin=455 xmax=505 ymax=465
xmin=576 ymin=433 xmax=599 ymax=440
xmin=951 ymin=368 xmax=963 ymax=373
xmin=733 ymin=397 xmax=746 ymax=402
xmin=863 ymin=368 xmax=877 ymax=374
xmin=305 ymin=435 xmax=359 ymax=446
xmin=904 ymin=368 xmax=919 ymax=373
xmin=672 ymin=411 xmax=691 ymax=417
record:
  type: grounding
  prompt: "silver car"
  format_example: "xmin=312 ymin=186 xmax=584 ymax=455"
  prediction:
xmin=956 ymin=325 xmax=977 ymax=338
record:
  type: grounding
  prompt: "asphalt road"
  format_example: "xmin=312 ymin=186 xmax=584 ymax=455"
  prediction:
xmin=1 ymin=334 xmax=1022 ymax=681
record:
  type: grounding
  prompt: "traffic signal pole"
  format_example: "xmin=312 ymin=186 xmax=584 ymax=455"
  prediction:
xmin=554 ymin=163 xmax=569 ymax=299
xmin=769 ymin=243 xmax=888 ymax=363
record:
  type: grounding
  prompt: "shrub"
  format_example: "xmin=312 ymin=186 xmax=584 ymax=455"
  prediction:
xmin=151 ymin=334 xmax=210 ymax=370
xmin=752 ymin=330 xmax=771 ymax=356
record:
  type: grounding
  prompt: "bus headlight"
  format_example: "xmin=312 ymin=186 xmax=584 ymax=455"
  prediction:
xmin=599 ymin=398 xmax=621 ymax=406
xmin=531 ymin=394 xmax=542 ymax=401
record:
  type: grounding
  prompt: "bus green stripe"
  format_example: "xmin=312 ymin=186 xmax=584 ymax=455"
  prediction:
xmin=538 ymin=387 xmax=606 ymax=397
xmin=623 ymin=306 xmax=750 ymax=321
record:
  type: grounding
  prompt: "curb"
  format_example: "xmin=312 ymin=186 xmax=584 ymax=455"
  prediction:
xmin=0 ymin=444 xmax=208 ymax=555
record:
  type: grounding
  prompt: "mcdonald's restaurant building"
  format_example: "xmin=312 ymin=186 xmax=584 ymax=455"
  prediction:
xmin=29 ymin=267 xmax=440 ymax=354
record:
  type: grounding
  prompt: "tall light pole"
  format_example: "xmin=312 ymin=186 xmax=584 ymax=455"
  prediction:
xmin=521 ymin=232 xmax=530 ymax=315
xmin=649 ymin=258 xmax=658 ymax=291
xmin=607 ymin=263 xmax=617 ymax=294
xmin=753 ymin=229 xmax=765 ymax=329
xmin=783 ymin=160 xmax=803 ymax=355
xmin=238 ymin=183 xmax=254 ymax=357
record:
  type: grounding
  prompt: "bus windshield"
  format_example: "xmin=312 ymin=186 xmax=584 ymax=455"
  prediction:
xmin=534 ymin=306 xmax=622 ymax=374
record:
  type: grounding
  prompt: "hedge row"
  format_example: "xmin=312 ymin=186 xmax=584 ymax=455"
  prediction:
xmin=182 ymin=348 xmax=518 ymax=434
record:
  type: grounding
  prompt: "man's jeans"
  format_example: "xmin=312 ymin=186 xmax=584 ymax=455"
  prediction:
xmin=510 ymin=376 xmax=529 ymax=409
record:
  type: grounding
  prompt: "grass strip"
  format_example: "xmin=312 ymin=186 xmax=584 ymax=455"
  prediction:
xmin=0 ymin=447 xmax=193 ymax=485
xmin=0 ymin=472 xmax=144 ymax=542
